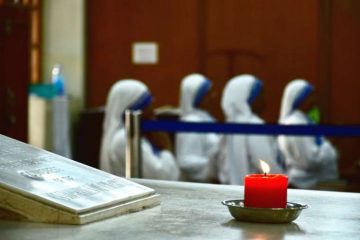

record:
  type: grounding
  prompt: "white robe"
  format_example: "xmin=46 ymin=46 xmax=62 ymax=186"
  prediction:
xmin=278 ymin=79 xmax=338 ymax=188
xmin=221 ymin=74 xmax=283 ymax=185
xmin=176 ymin=74 xmax=220 ymax=182
xmin=100 ymin=80 xmax=179 ymax=180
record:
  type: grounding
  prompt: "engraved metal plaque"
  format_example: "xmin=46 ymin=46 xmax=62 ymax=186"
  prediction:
xmin=0 ymin=135 xmax=155 ymax=214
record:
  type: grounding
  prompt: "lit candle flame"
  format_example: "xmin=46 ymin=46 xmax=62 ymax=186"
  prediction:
xmin=260 ymin=160 xmax=270 ymax=175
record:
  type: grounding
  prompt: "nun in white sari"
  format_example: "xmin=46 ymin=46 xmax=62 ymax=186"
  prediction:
xmin=176 ymin=74 xmax=220 ymax=182
xmin=100 ymin=80 xmax=180 ymax=180
xmin=220 ymin=74 xmax=283 ymax=185
xmin=278 ymin=79 xmax=338 ymax=189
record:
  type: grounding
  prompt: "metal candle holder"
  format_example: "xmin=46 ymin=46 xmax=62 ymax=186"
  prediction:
xmin=222 ymin=199 xmax=308 ymax=224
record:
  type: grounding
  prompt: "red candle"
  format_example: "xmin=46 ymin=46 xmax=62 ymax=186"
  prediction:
xmin=244 ymin=160 xmax=288 ymax=208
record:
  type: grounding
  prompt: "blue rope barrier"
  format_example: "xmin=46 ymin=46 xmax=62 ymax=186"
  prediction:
xmin=141 ymin=120 xmax=360 ymax=137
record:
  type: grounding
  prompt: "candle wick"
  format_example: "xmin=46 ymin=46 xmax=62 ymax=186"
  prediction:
xmin=264 ymin=172 xmax=267 ymax=177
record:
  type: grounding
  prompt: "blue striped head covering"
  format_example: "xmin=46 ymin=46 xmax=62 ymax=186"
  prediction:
xmin=193 ymin=79 xmax=212 ymax=107
xmin=129 ymin=91 xmax=153 ymax=111
xmin=248 ymin=79 xmax=263 ymax=104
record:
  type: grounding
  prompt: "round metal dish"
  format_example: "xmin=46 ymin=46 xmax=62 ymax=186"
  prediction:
xmin=222 ymin=199 xmax=308 ymax=224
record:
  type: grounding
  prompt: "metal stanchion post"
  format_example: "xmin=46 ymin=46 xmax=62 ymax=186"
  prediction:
xmin=125 ymin=110 xmax=142 ymax=178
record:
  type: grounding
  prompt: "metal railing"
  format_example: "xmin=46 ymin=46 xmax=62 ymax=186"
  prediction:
xmin=124 ymin=110 xmax=360 ymax=178
xmin=124 ymin=110 xmax=142 ymax=178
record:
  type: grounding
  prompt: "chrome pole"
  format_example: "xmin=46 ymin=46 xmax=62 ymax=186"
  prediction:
xmin=125 ymin=110 xmax=142 ymax=178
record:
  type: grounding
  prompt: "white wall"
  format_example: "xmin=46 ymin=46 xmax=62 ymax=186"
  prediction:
xmin=42 ymin=0 xmax=85 ymax=121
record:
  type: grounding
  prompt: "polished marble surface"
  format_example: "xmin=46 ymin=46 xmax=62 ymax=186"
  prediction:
xmin=0 ymin=135 xmax=155 ymax=213
xmin=0 ymin=179 xmax=359 ymax=240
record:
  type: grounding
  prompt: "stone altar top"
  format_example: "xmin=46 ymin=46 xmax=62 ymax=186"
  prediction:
xmin=1 ymin=178 xmax=360 ymax=239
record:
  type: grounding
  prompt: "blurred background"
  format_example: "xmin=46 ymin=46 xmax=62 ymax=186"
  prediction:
xmin=0 ymin=0 xmax=359 ymax=191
